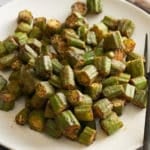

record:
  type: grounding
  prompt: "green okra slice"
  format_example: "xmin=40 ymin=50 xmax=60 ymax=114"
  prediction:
xmin=102 ymin=76 xmax=119 ymax=87
xmin=61 ymin=65 xmax=76 ymax=90
xmin=44 ymin=100 xmax=55 ymax=118
xmin=105 ymin=51 xmax=115 ymax=59
xmin=126 ymin=52 xmax=143 ymax=61
xmin=86 ymin=82 xmax=102 ymax=100
xmin=65 ymin=12 xmax=87 ymax=29
xmin=33 ymin=17 xmax=46 ymax=31
xmin=0 ymin=41 xmax=6 ymax=56
xmin=62 ymin=28 xmax=79 ymax=40
xmin=118 ymin=73 xmax=131 ymax=83
xmin=3 ymin=36 xmax=18 ymax=53
xmin=131 ymin=90 xmax=147 ymax=108
xmin=71 ymin=2 xmax=87 ymax=16
xmin=86 ymin=31 xmax=97 ymax=46
xmin=65 ymin=89 xmax=83 ymax=106
xmin=123 ymin=84 xmax=135 ymax=100
xmin=15 ymin=108 xmax=30 ymax=125
xmin=87 ymin=0 xmax=102 ymax=14
xmin=91 ymin=22 xmax=108 ymax=42
xmin=78 ymin=94 xmax=93 ymax=105
xmin=16 ymin=22 xmax=32 ymax=34
xmin=94 ymin=56 xmax=111 ymax=77
xmin=28 ymin=110 xmax=45 ymax=132
xmin=51 ymin=58 xmax=63 ymax=74
xmin=0 ymin=91 xmax=15 ymax=111
xmin=80 ymin=120 xmax=96 ymax=130
xmin=0 ymin=75 xmax=7 ymax=91
xmin=100 ymin=112 xmax=123 ymax=135
xmin=77 ymin=25 xmax=88 ymax=40
xmin=74 ymin=104 xmax=94 ymax=121
xmin=35 ymin=81 xmax=55 ymax=99
xmin=102 ymin=16 xmax=119 ymax=30
xmin=130 ymin=76 xmax=147 ymax=90
xmin=78 ymin=126 xmax=96 ymax=145
xmin=93 ymin=98 xmax=113 ymax=119
xmin=0 ymin=53 xmax=17 ymax=70
xmin=19 ymin=44 xmax=38 ymax=64
xmin=111 ymin=59 xmax=126 ymax=74
xmin=82 ymin=50 xmax=95 ymax=65
xmin=17 ymin=10 xmax=33 ymax=24
xmin=48 ymin=74 xmax=62 ymax=89
xmin=45 ymin=119 xmax=62 ymax=138
xmin=35 ymin=55 xmax=52 ymax=80
xmin=118 ymin=19 xmax=135 ymax=38
xmin=56 ymin=110 xmax=80 ymax=140
xmin=7 ymin=80 xmax=22 ymax=99
xmin=29 ymin=26 xmax=42 ymax=39
xmin=103 ymin=85 xmax=124 ymax=98
xmin=14 ymin=32 xmax=28 ymax=46
xmin=50 ymin=92 xmax=68 ymax=114
xmin=112 ymin=99 xmax=125 ymax=116
xmin=126 ymin=59 xmax=145 ymax=77
xmin=103 ymin=31 xmax=124 ymax=51
xmin=75 ymin=65 xmax=98 ymax=86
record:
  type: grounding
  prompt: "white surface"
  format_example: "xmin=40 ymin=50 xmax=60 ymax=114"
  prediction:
xmin=0 ymin=0 xmax=149 ymax=150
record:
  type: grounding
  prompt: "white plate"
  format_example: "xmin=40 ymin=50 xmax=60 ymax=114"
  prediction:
xmin=0 ymin=0 xmax=149 ymax=150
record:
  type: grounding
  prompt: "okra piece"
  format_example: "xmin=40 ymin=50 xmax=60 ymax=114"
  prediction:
xmin=62 ymin=28 xmax=79 ymax=40
xmin=65 ymin=12 xmax=87 ymax=29
xmin=123 ymin=38 xmax=136 ymax=53
xmin=102 ymin=16 xmax=119 ymax=30
xmin=86 ymin=31 xmax=97 ymax=46
xmin=100 ymin=112 xmax=123 ymax=135
xmin=51 ymin=58 xmax=63 ymax=74
xmin=118 ymin=73 xmax=131 ymax=83
xmin=44 ymin=101 xmax=55 ymax=118
xmin=78 ymin=94 xmax=93 ymax=105
xmin=65 ymin=89 xmax=83 ymax=106
xmin=28 ymin=110 xmax=45 ymax=132
xmin=105 ymin=51 xmax=115 ymax=59
xmin=0 ymin=53 xmax=17 ymax=70
xmin=123 ymin=84 xmax=135 ymax=100
xmin=86 ymin=82 xmax=102 ymax=100
xmin=14 ymin=32 xmax=28 ymax=46
xmin=80 ymin=120 xmax=96 ymax=130
xmin=17 ymin=10 xmax=33 ymax=24
xmin=48 ymin=74 xmax=61 ymax=89
xmin=50 ymin=92 xmax=68 ymax=114
xmin=78 ymin=126 xmax=96 ymax=145
xmin=87 ymin=0 xmax=102 ymax=14
xmin=103 ymin=31 xmax=124 ymax=51
xmin=74 ymin=104 xmax=94 ymax=121
xmin=67 ymin=37 xmax=86 ymax=49
xmin=0 ymin=41 xmax=6 ymax=56
xmin=7 ymin=80 xmax=22 ymax=99
xmin=33 ymin=17 xmax=46 ymax=31
xmin=3 ymin=36 xmax=18 ymax=53
xmin=94 ymin=56 xmax=111 ymax=77
xmin=91 ymin=23 xmax=108 ymax=42
xmin=126 ymin=59 xmax=145 ymax=77
xmin=75 ymin=65 xmax=98 ymax=86
xmin=118 ymin=19 xmax=135 ymax=38
xmin=11 ymin=59 xmax=22 ymax=71
xmin=46 ymin=19 xmax=62 ymax=35
xmin=15 ymin=108 xmax=30 ymax=125
xmin=0 ymin=75 xmax=7 ymax=91
xmin=19 ymin=44 xmax=38 ymax=64
xmin=112 ymin=99 xmax=125 ymax=116
xmin=16 ymin=22 xmax=32 ymax=33
xmin=71 ymin=2 xmax=87 ymax=16
xmin=36 ymin=81 xmax=55 ymax=99
xmin=102 ymin=76 xmax=118 ymax=87
xmin=45 ymin=119 xmax=62 ymax=138
xmin=29 ymin=26 xmax=42 ymax=39
xmin=111 ymin=59 xmax=126 ymax=74
xmin=0 ymin=91 xmax=15 ymax=111
xmin=93 ymin=98 xmax=113 ymax=119
xmin=77 ymin=25 xmax=88 ymax=40
xmin=103 ymin=85 xmax=124 ymax=98
xmin=61 ymin=65 xmax=76 ymax=90
xmin=56 ymin=110 xmax=80 ymax=140
xmin=9 ymin=70 xmax=20 ymax=81
xmin=130 ymin=76 xmax=147 ymax=90
xmin=131 ymin=90 xmax=147 ymax=108
xmin=83 ymin=50 xmax=95 ymax=65
xmin=35 ymin=55 xmax=52 ymax=80
xmin=126 ymin=52 xmax=143 ymax=61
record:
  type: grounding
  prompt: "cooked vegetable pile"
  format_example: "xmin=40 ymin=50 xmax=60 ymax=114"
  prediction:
xmin=0 ymin=0 xmax=147 ymax=145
